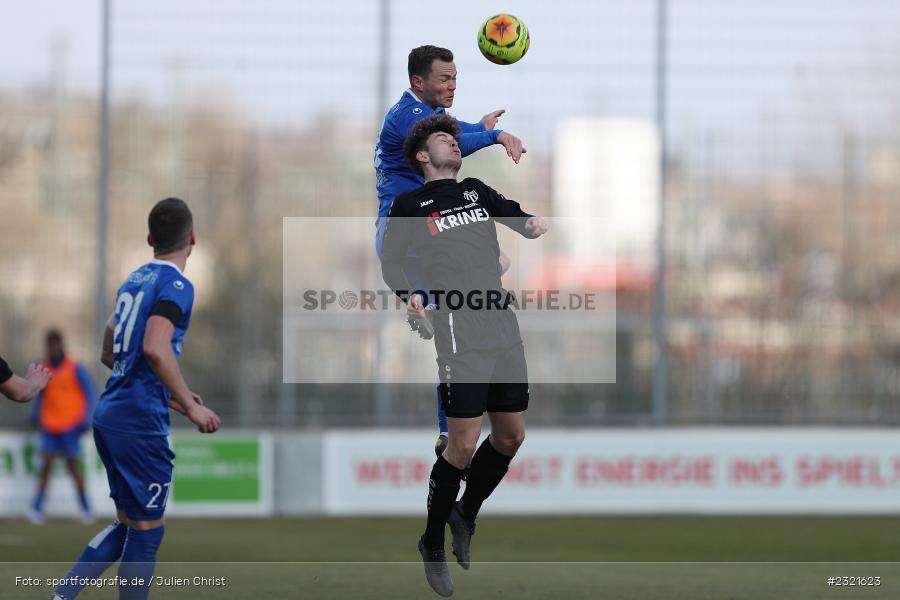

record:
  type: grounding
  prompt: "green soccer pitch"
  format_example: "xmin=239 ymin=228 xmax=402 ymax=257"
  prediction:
xmin=2 ymin=516 xmax=899 ymax=599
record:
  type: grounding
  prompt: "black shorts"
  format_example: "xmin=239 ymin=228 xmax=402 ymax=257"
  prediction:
xmin=436 ymin=342 xmax=530 ymax=418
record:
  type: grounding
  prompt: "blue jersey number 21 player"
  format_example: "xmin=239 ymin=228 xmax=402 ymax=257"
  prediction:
xmin=53 ymin=198 xmax=221 ymax=600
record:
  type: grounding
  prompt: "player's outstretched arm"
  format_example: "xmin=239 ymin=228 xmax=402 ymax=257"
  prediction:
xmin=479 ymin=108 xmax=505 ymax=130
xmin=0 ymin=362 xmax=52 ymax=403
xmin=483 ymin=183 xmax=548 ymax=238
xmin=144 ymin=316 xmax=220 ymax=433
xmin=496 ymin=131 xmax=526 ymax=164
xmin=524 ymin=216 xmax=549 ymax=237
xmin=457 ymin=110 xmax=504 ymax=133
xmin=457 ymin=127 xmax=526 ymax=163
xmin=456 ymin=119 xmax=486 ymax=133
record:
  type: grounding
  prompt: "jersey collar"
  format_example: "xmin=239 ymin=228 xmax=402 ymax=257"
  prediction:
xmin=407 ymin=88 xmax=425 ymax=104
xmin=151 ymin=258 xmax=184 ymax=277
xmin=406 ymin=89 xmax=444 ymax=113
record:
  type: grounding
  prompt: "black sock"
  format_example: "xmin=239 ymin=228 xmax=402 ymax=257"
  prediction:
xmin=423 ymin=455 xmax=465 ymax=548
xmin=461 ymin=436 xmax=514 ymax=521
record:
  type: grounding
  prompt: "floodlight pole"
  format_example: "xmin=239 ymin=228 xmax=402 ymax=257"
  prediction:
xmin=372 ymin=0 xmax=391 ymax=425
xmin=652 ymin=0 xmax=669 ymax=424
xmin=96 ymin=0 xmax=112 ymax=382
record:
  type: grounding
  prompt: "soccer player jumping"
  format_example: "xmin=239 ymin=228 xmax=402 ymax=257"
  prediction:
xmin=375 ymin=45 xmax=525 ymax=456
xmin=52 ymin=198 xmax=220 ymax=600
xmin=381 ymin=115 xmax=547 ymax=597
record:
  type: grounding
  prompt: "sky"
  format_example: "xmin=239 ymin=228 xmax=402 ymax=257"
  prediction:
xmin=3 ymin=0 xmax=900 ymax=172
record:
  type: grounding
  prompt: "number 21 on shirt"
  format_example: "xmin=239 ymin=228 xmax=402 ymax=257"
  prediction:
xmin=113 ymin=291 xmax=145 ymax=353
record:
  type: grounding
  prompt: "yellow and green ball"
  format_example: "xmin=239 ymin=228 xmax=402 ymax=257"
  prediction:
xmin=477 ymin=13 xmax=530 ymax=65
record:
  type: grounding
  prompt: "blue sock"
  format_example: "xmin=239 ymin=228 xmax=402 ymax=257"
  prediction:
xmin=55 ymin=520 xmax=127 ymax=599
xmin=118 ymin=526 xmax=165 ymax=600
xmin=33 ymin=490 xmax=46 ymax=512
xmin=77 ymin=490 xmax=90 ymax=513
xmin=436 ymin=384 xmax=448 ymax=434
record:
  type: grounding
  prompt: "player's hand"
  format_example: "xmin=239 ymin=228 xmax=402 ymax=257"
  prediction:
xmin=525 ymin=216 xmax=549 ymax=237
xmin=407 ymin=293 xmax=426 ymax=320
xmin=497 ymin=131 xmax=526 ymax=164
xmin=26 ymin=363 xmax=52 ymax=396
xmin=498 ymin=250 xmax=512 ymax=276
xmin=168 ymin=392 xmax=201 ymax=415
xmin=187 ymin=404 xmax=221 ymax=434
xmin=480 ymin=109 xmax=505 ymax=130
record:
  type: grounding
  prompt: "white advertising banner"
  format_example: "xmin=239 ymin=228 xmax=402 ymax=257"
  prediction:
xmin=322 ymin=428 xmax=900 ymax=515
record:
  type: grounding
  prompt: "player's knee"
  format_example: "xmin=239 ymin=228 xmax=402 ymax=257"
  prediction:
xmin=446 ymin=438 xmax=478 ymax=467
xmin=493 ymin=429 xmax=525 ymax=455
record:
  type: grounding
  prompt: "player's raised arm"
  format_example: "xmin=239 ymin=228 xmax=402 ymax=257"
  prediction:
xmin=455 ymin=119 xmax=486 ymax=134
xmin=143 ymin=316 xmax=219 ymax=433
xmin=458 ymin=108 xmax=526 ymax=163
xmin=479 ymin=108 xmax=505 ymax=130
xmin=0 ymin=357 xmax=52 ymax=403
xmin=496 ymin=131 xmax=526 ymax=164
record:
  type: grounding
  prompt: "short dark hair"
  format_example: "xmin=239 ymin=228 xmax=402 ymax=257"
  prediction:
xmin=408 ymin=45 xmax=454 ymax=80
xmin=403 ymin=114 xmax=461 ymax=177
xmin=45 ymin=329 xmax=63 ymax=345
xmin=148 ymin=197 xmax=193 ymax=254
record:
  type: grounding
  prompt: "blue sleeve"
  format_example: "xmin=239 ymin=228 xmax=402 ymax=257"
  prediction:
xmin=156 ymin=276 xmax=195 ymax=317
xmin=459 ymin=129 xmax=501 ymax=158
xmin=75 ymin=363 xmax=96 ymax=417
xmin=457 ymin=119 xmax=486 ymax=134
xmin=393 ymin=104 xmax=498 ymax=157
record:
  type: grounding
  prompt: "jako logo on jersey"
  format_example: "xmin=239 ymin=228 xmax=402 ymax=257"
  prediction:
xmin=174 ymin=280 xmax=184 ymax=290
xmin=463 ymin=190 xmax=479 ymax=203
xmin=426 ymin=208 xmax=490 ymax=235
xmin=420 ymin=199 xmax=434 ymax=207
xmin=413 ymin=107 xmax=423 ymax=114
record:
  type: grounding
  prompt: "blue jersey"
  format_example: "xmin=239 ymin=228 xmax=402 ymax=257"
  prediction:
xmin=374 ymin=90 xmax=502 ymax=219
xmin=93 ymin=259 xmax=194 ymax=436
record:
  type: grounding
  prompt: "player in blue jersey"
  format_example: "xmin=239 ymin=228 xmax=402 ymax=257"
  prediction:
xmin=374 ymin=45 xmax=523 ymax=456
xmin=52 ymin=198 xmax=220 ymax=600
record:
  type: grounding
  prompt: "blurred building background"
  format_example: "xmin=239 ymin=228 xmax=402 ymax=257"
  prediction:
xmin=3 ymin=0 xmax=900 ymax=429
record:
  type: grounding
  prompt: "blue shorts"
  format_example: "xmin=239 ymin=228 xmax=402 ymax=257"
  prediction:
xmin=93 ymin=427 xmax=175 ymax=521
xmin=41 ymin=429 xmax=82 ymax=458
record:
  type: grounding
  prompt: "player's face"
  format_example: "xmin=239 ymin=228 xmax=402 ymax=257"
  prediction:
xmin=424 ymin=131 xmax=461 ymax=171
xmin=422 ymin=60 xmax=457 ymax=108
xmin=46 ymin=340 xmax=63 ymax=362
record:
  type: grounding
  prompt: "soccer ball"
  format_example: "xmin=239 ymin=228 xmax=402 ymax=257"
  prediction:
xmin=477 ymin=14 xmax=530 ymax=65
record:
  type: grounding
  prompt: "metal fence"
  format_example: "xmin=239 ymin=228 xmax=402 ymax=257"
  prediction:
xmin=3 ymin=1 xmax=900 ymax=427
